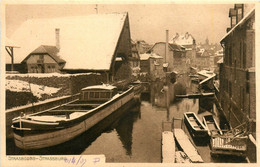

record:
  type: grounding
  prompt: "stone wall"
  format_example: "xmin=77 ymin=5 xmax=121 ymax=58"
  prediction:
xmin=6 ymin=73 xmax=107 ymax=109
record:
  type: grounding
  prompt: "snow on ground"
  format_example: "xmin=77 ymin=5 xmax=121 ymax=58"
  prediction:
xmin=6 ymin=79 xmax=61 ymax=98
xmin=6 ymin=72 xmax=100 ymax=78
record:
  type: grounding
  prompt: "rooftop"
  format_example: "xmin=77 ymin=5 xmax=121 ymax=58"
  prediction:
xmin=22 ymin=45 xmax=65 ymax=63
xmin=169 ymin=32 xmax=195 ymax=46
xmin=6 ymin=13 xmax=128 ymax=70
xmin=221 ymin=8 xmax=255 ymax=43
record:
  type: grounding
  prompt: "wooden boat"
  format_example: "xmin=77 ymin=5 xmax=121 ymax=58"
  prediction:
xmin=202 ymin=115 xmax=223 ymax=136
xmin=11 ymin=84 xmax=134 ymax=150
xmin=183 ymin=112 xmax=208 ymax=138
xmin=210 ymin=130 xmax=248 ymax=157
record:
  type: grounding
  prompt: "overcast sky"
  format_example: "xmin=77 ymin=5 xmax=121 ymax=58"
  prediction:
xmin=5 ymin=3 xmax=239 ymax=44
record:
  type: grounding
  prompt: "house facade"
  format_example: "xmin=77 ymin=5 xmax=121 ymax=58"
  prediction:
xmin=21 ymin=45 xmax=66 ymax=73
xmin=219 ymin=5 xmax=255 ymax=142
xmin=169 ymin=32 xmax=196 ymax=68
xmin=139 ymin=53 xmax=164 ymax=81
xmin=148 ymin=42 xmax=186 ymax=73
xmin=129 ymin=40 xmax=141 ymax=77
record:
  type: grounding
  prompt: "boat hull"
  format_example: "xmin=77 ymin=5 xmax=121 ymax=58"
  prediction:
xmin=13 ymin=88 xmax=134 ymax=150
xmin=202 ymin=115 xmax=223 ymax=136
xmin=184 ymin=112 xmax=208 ymax=138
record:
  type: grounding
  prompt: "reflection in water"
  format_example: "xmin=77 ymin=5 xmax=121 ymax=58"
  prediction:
xmin=116 ymin=107 xmax=140 ymax=156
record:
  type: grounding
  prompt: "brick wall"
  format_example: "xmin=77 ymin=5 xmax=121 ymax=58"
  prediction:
xmin=219 ymin=14 xmax=255 ymax=130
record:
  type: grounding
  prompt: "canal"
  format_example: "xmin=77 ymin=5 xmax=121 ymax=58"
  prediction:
xmin=6 ymin=74 xmax=247 ymax=163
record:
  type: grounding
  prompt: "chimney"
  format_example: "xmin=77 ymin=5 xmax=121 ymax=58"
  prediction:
xmin=229 ymin=8 xmax=237 ymax=28
xmin=165 ymin=30 xmax=169 ymax=64
xmin=55 ymin=28 xmax=60 ymax=51
xmin=235 ymin=4 xmax=244 ymax=23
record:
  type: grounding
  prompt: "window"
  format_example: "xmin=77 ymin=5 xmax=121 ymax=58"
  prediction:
xmin=94 ymin=92 xmax=99 ymax=98
xmin=229 ymin=43 xmax=232 ymax=66
xmin=231 ymin=16 xmax=236 ymax=26
xmin=243 ymin=41 xmax=246 ymax=68
xmin=89 ymin=92 xmax=94 ymax=98
xmin=240 ymin=40 xmax=243 ymax=68
xmin=84 ymin=92 xmax=89 ymax=100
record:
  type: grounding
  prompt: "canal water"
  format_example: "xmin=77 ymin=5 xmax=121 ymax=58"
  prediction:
xmin=6 ymin=74 xmax=246 ymax=163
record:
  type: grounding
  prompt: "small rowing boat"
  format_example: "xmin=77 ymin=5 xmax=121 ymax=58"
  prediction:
xmin=202 ymin=115 xmax=223 ymax=136
xmin=184 ymin=112 xmax=208 ymax=138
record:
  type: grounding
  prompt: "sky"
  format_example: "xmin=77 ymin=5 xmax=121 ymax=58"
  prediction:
xmin=4 ymin=3 xmax=246 ymax=45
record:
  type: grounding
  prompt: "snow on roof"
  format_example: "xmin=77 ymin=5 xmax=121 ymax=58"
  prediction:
xmin=81 ymin=84 xmax=116 ymax=91
xmin=6 ymin=13 xmax=128 ymax=70
xmin=169 ymin=32 xmax=195 ymax=46
xmin=22 ymin=45 xmax=66 ymax=63
xmin=217 ymin=57 xmax=223 ymax=64
xmin=140 ymin=53 xmax=162 ymax=60
xmin=197 ymin=70 xmax=215 ymax=78
xmin=221 ymin=8 xmax=255 ymax=42
xmin=140 ymin=53 xmax=150 ymax=60
xmin=150 ymin=53 xmax=163 ymax=59
xmin=6 ymin=72 xmax=99 ymax=78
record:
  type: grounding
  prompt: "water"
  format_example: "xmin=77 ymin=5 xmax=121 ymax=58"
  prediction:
xmin=6 ymin=74 xmax=247 ymax=163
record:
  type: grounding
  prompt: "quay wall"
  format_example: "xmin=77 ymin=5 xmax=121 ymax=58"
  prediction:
xmin=5 ymin=73 xmax=107 ymax=139
xmin=6 ymin=73 xmax=107 ymax=109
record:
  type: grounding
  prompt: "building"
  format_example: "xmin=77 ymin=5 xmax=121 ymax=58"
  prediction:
xmin=6 ymin=13 xmax=132 ymax=82
xmin=129 ymin=40 xmax=141 ymax=77
xmin=135 ymin=40 xmax=153 ymax=54
xmin=194 ymin=49 xmax=211 ymax=71
xmin=148 ymin=42 xmax=186 ymax=73
xmin=169 ymin=32 xmax=196 ymax=68
xmin=219 ymin=5 xmax=255 ymax=161
xmin=21 ymin=45 xmax=66 ymax=73
xmin=139 ymin=53 xmax=164 ymax=81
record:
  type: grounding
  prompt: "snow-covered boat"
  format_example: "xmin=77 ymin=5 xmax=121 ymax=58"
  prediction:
xmin=11 ymin=84 xmax=134 ymax=149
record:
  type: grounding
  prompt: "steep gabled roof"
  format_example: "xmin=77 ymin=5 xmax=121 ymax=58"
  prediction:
xmin=148 ymin=42 xmax=183 ymax=52
xmin=22 ymin=45 xmax=65 ymax=63
xmin=169 ymin=32 xmax=195 ymax=46
xmin=7 ymin=13 xmax=129 ymax=70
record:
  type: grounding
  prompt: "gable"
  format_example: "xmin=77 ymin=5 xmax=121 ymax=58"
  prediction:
xmin=26 ymin=54 xmax=57 ymax=64
xmin=7 ymin=13 xmax=129 ymax=71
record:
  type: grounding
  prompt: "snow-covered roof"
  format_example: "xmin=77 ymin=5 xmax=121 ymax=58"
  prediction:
xmin=221 ymin=8 xmax=255 ymax=43
xmin=81 ymin=84 xmax=116 ymax=91
xmin=150 ymin=53 xmax=163 ymax=59
xmin=140 ymin=53 xmax=162 ymax=60
xmin=217 ymin=57 xmax=223 ymax=64
xmin=197 ymin=70 xmax=215 ymax=78
xmin=140 ymin=53 xmax=150 ymax=60
xmin=169 ymin=32 xmax=195 ymax=46
xmin=148 ymin=42 xmax=183 ymax=53
xmin=6 ymin=13 xmax=128 ymax=70
xmin=22 ymin=45 xmax=66 ymax=63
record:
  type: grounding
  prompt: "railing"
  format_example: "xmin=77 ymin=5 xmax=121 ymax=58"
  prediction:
xmin=6 ymin=94 xmax=79 ymax=139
